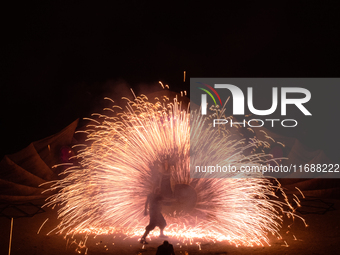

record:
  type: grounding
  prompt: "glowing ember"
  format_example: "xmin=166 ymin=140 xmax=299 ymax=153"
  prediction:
xmin=43 ymin=87 xmax=303 ymax=246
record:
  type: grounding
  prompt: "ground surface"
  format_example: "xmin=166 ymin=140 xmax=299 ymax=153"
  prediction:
xmin=1 ymin=197 xmax=339 ymax=255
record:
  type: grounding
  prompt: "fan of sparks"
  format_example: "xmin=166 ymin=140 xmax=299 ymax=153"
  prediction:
xmin=44 ymin=88 xmax=302 ymax=246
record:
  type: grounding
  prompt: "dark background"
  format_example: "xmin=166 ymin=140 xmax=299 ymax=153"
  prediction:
xmin=1 ymin=2 xmax=340 ymax=161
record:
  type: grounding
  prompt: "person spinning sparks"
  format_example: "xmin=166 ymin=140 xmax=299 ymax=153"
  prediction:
xmin=140 ymin=187 xmax=168 ymax=244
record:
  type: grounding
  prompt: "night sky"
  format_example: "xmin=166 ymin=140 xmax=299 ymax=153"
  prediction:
xmin=1 ymin=2 xmax=340 ymax=160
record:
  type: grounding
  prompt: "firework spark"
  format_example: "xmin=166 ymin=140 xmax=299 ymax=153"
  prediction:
xmin=43 ymin=89 xmax=302 ymax=246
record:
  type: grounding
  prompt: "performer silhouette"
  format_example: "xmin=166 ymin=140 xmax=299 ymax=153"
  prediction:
xmin=140 ymin=187 xmax=168 ymax=244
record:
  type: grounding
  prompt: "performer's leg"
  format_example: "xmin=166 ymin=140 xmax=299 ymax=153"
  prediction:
xmin=141 ymin=229 xmax=150 ymax=240
xmin=160 ymin=227 xmax=165 ymax=236
xmin=141 ymin=223 xmax=155 ymax=243
xmin=159 ymin=227 xmax=169 ymax=238
xmin=159 ymin=217 xmax=168 ymax=238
